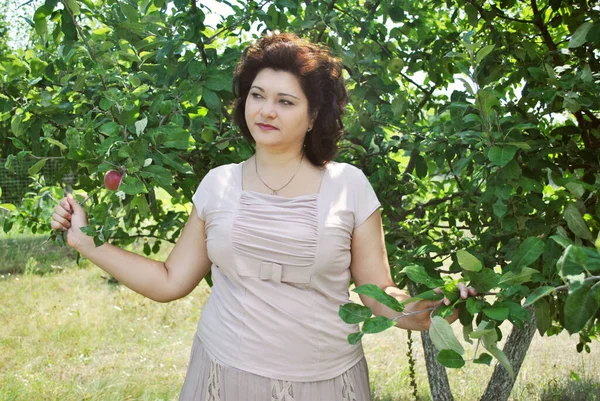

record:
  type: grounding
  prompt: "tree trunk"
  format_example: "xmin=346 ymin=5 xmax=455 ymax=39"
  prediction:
xmin=408 ymin=283 xmax=455 ymax=401
xmin=479 ymin=306 xmax=537 ymax=401
xmin=420 ymin=329 xmax=455 ymax=401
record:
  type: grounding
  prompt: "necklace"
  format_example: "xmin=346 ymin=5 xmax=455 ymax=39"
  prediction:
xmin=255 ymin=153 xmax=304 ymax=195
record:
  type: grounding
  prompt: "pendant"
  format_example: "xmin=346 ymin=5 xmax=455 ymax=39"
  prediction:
xmin=271 ymin=190 xmax=278 ymax=195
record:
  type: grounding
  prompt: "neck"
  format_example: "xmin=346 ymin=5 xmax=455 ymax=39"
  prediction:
xmin=254 ymin=146 xmax=304 ymax=170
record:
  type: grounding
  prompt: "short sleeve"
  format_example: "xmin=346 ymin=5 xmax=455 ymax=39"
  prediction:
xmin=192 ymin=170 xmax=213 ymax=220
xmin=353 ymin=169 xmax=381 ymax=228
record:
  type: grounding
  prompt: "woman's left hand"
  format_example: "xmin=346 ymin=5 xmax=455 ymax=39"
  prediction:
xmin=402 ymin=282 xmax=478 ymax=330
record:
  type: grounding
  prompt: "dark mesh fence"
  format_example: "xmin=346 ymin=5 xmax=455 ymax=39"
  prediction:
xmin=0 ymin=158 xmax=72 ymax=204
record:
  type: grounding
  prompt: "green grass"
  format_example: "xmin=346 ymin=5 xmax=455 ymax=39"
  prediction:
xmin=1 ymin=238 xmax=599 ymax=400
xmin=0 ymin=234 xmax=80 ymax=275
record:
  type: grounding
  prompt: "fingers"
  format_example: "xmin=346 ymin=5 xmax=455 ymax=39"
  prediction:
xmin=52 ymin=212 xmax=71 ymax=228
xmin=52 ymin=197 xmax=74 ymax=231
xmin=457 ymin=282 xmax=468 ymax=299
xmin=51 ymin=220 xmax=67 ymax=231
xmin=432 ymin=287 xmax=451 ymax=306
xmin=66 ymin=193 xmax=82 ymax=213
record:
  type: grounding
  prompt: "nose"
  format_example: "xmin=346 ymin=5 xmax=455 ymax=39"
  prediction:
xmin=260 ymin=101 xmax=276 ymax=119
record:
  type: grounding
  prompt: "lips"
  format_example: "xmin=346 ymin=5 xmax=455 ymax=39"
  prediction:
xmin=256 ymin=123 xmax=278 ymax=130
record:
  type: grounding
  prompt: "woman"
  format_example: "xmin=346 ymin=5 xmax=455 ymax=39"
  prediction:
xmin=51 ymin=33 xmax=473 ymax=401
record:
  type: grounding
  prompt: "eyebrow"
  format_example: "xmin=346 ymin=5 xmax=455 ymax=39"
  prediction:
xmin=250 ymin=85 xmax=300 ymax=99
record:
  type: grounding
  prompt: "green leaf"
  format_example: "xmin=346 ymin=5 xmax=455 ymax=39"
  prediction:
xmin=66 ymin=128 xmax=81 ymax=149
xmin=99 ymin=121 xmax=120 ymax=136
xmin=475 ymin=45 xmax=495 ymax=63
xmin=119 ymin=176 xmax=147 ymax=195
xmin=493 ymin=199 xmax=508 ymax=218
xmin=482 ymin=306 xmax=509 ymax=321
xmin=347 ymin=332 xmax=364 ymax=345
xmin=44 ymin=137 xmax=68 ymax=151
xmin=120 ymin=2 xmax=138 ymax=21
xmin=400 ymin=265 xmax=444 ymax=288
xmin=568 ymin=22 xmax=593 ymax=48
xmin=558 ymin=245 xmax=587 ymax=279
xmin=338 ymin=303 xmax=372 ymax=324
xmin=140 ymin=165 xmax=174 ymax=187
xmin=353 ymin=284 xmax=405 ymax=312
xmin=92 ymin=27 xmax=112 ymax=40
xmin=466 ymin=297 xmax=484 ymax=314
xmin=470 ymin=324 xmax=496 ymax=339
xmin=550 ymin=234 xmax=572 ymax=249
xmin=11 ymin=114 xmax=24 ymax=137
xmin=402 ymin=289 xmax=444 ymax=304
xmin=135 ymin=117 xmax=148 ymax=136
xmin=28 ymin=158 xmax=47 ymax=175
xmin=202 ymin=89 xmax=221 ymax=113
xmin=204 ymin=74 xmax=232 ymax=92
xmin=469 ymin=269 xmax=500 ymax=293
xmin=0 ymin=203 xmax=17 ymax=212
xmin=481 ymin=333 xmax=515 ymax=378
xmin=564 ymin=285 xmax=600 ymax=334
xmin=66 ymin=0 xmax=80 ymax=14
xmin=161 ymin=128 xmax=191 ymax=150
xmin=488 ymin=146 xmax=517 ymax=167
xmin=565 ymin=182 xmax=585 ymax=198
xmin=524 ymin=286 xmax=555 ymax=307
xmin=361 ymin=316 xmax=396 ymax=333
xmin=511 ymin=237 xmax=545 ymax=268
xmin=564 ymin=204 xmax=593 ymax=241
xmin=100 ymin=98 xmax=113 ymax=111
xmin=437 ymin=349 xmax=465 ymax=368
xmin=587 ymin=23 xmax=600 ymax=43
xmin=457 ymin=249 xmax=483 ymax=272
xmin=429 ymin=316 xmax=464 ymax=355
xmin=499 ymin=267 xmax=539 ymax=285
xmin=473 ymin=352 xmax=493 ymax=365
xmin=79 ymin=225 xmax=96 ymax=237
xmin=534 ymin=298 xmax=552 ymax=336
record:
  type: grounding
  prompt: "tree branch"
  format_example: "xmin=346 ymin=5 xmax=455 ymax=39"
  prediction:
xmin=555 ymin=276 xmax=600 ymax=292
xmin=530 ymin=0 xmax=561 ymax=65
xmin=317 ymin=0 xmax=337 ymax=42
xmin=400 ymin=192 xmax=465 ymax=218
xmin=446 ymin=157 xmax=464 ymax=191
xmin=401 ymin=149 xmax=419 ymax=184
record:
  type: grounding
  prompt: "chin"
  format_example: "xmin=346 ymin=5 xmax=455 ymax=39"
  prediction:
xmin=251 ymin=132 xmax=281 ymax=145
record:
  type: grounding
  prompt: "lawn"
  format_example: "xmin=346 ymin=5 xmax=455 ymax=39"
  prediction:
xmin=1 ymin=241 xmax=600 ymax=400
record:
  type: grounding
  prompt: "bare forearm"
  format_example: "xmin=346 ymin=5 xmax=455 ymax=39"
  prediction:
xmin=369 ymin=286 xmax=432 ymax=331
xmin=78 ymin=240 xmax=171 ymax=302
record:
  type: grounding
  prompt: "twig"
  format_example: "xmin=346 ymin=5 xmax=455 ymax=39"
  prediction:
xmin=556 ymin=276 xmax=600 ymax=292
xmin=392 ymin=306 xmax=437 ymax=321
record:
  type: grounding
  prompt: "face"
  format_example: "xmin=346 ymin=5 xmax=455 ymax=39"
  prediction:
xmin=245 ymin=68 xmax=313 ymax=151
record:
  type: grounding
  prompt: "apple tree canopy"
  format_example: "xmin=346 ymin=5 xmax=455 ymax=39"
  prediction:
xmin=1 ymin=0 xmax=599 ymax=398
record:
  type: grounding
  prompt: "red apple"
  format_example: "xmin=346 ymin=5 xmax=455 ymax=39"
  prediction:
xmin=104 ymin=170 xmax=123 ymax=191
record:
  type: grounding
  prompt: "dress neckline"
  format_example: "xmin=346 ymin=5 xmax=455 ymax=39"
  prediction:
xmin=238 ymin=160 xmax=330 ymax=200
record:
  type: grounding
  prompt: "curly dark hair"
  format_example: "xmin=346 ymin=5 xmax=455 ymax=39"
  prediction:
xmin=232 ymin=32 xmax=348 ymax=166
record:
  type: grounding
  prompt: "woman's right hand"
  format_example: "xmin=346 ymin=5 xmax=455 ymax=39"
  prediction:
xmin=50 ymin=193 xmax=92 ymax=251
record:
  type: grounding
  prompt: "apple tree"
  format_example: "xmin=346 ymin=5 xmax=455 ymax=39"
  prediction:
xmin=1 ymin=0 xmax=599 ymax=400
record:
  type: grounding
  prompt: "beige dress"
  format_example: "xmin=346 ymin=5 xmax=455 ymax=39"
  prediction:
xmin=180 ymin=162 xmax=381 ymax=401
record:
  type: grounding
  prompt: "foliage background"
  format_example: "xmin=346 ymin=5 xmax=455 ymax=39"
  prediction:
xmin=1 ymin=0 xmax=599 ymax=398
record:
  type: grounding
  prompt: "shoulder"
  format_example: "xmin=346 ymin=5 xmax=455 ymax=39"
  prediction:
xmin=326 ymin=161 xmax=370 ymax=182
xmin=200 ymin=163 xmax=240 ymax=185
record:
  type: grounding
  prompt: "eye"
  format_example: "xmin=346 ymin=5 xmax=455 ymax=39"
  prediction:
xmin=280 ymin=99 xmax=294 ymax=106
xmin=250 ymin=92 xmax=263 ymax=99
